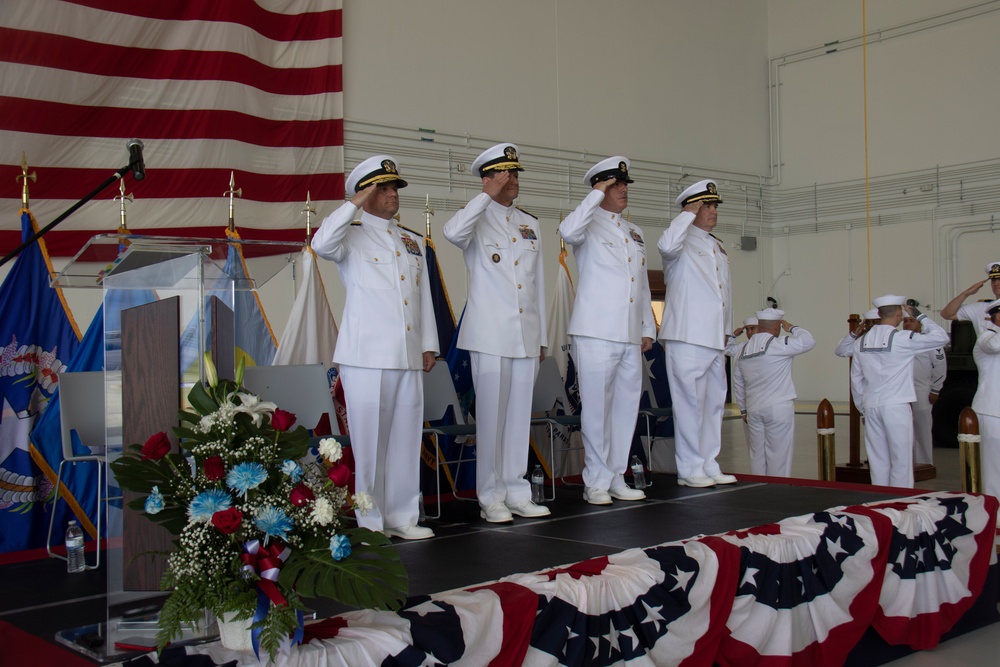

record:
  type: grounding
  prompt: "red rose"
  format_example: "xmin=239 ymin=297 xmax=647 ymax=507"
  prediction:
xmin=211 ymin=507 xmax=243 ymax=534
xmin=290 ymin=483 xmax=315 ymax=507
xmin=203 ymin=456 xmax=225 ymax=481
xmin=327 ymin=463 xmax=350 ymax=487
xmin=140 ymin=432 xmax=171 ymax=460
xmin=271 ymin=409 xmax=296 ymax=431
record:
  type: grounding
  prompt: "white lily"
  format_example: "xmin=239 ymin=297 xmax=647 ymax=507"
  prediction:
xmin=233 ymin=391 xmax=277 ymax=426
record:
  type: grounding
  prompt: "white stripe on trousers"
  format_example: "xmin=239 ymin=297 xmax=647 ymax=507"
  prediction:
xmin=573 ymin=335 xmax=642 ymax=490
xmin=469 ymin=352 xmax=538 ymax=508
xmin=663 ymin=340 xmax=726 ymax=479
xmin=338 ymin=365 xmax=422 ymax=531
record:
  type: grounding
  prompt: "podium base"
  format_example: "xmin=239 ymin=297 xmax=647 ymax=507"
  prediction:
xmin=54 ymin=611 xmax=216 ymax=664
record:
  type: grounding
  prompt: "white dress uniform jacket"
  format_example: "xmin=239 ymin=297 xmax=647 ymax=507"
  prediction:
xmin=958 ymin=301 xmax=993 ymax=336
xmin=850 ymin=317 xmax=949 ymax=410
xmin=972 ymin=323 xmax=1000 ymax=500
xmin=561 ymin=190 xmax=655 ymax=343
xmin=311 ymin=203 xmax=439 ymax=367
xmin=733 ymin=327 xmax=816 ymax=413
xmin=443 ymin=192 xmax=547 ymax=357
xmin=656 ymin=210 xmax=732 ymax=349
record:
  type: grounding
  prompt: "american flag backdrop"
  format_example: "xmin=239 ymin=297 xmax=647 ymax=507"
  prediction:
xmin=0 ymin=0 xmax=344 ymax=255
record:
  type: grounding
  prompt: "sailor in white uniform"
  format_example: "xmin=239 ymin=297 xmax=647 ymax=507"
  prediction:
xmin=311 ymin=155 xmax=438 ymax=540
xmin=834 ymin=309 xmax=878 ymax=358
xmin=727 ymin=316 xmax=759 ymax=454
xmin=559 ymin=156 xmax=653 ymax=505
xmin=971 ymin=298 xmax=1000 ymax=501
xmin=850 ymin=295 xmax=949 ymax=488
xmin=902 ymin=315 xmax=947 ymax=466
xmin=442 ymin=143 xmax=550 ymax=523
xmin=941 ymin=261 xmax=1000 ymax=336
xmin=657 ymin=179 xmax=737 ymax=488
xmin=732 ymin=308 xmax=815 ymax=476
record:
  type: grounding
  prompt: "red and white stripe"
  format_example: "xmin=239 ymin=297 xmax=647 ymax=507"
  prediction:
xmin=0 ymin=0 xmax=343 ymax=253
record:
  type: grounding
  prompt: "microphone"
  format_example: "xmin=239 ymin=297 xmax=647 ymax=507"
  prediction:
xmin=126 ymin=139 xmax=145 ymax=181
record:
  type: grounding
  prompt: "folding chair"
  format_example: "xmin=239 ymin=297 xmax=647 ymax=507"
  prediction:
xmin=46 ymin=371 xmax=109 ymax=570
xmin=242 ymin=363 xmax=349 ymax=448
xmin=637 ymin=359 xmax=673 ymax=484
xmin=422 ymin=363 xmax=477 ymax=518
xmin=530 ymin=357 xmax=582 ymax=500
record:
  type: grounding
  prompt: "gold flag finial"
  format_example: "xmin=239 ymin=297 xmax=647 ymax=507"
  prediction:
xmin=16 ymin=152 xmax=37 ymax=208
xmin=423 ymin=194 xmax=434 ymax=238
xmin=558 ymin=211 xmax=566 ymax=251
xmin=224 ymin=171 xmax=242 ymax=231
xmin=301 ymin=191 xmax=316 ymax=242
xmin=114 ymin=178 xmax=134 ymax=235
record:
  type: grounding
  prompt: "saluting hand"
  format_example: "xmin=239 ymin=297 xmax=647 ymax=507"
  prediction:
xmin=964 ymin=279 xmax=988 ymax=296
xmin=482 ymin=171 xmax=512 ymax=200
xmin=593 ymin=177 xmax=617 ymax=193
xmin=350 ymin=183 xmax=377 ymax=208
xmin=682 ymin=200 xmax=703 ymax=215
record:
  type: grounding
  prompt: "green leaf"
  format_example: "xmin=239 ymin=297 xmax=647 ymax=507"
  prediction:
xmin=278 ymin=528 xmax=408 ymax=611
xmin=186 ymin=381 xmax=217 ymax=415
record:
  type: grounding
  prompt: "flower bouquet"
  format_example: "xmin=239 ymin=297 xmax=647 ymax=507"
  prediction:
xmin=110 ymin=357 xmax=407 ymax=660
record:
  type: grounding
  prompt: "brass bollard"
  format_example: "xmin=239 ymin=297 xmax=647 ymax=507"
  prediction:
xmin=816 ymin=399 xmax=836 ymax=481
xmin=958 ymin=407 xmax=982 ymax=494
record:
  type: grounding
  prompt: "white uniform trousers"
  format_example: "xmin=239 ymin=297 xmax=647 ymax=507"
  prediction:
xmin=663 ymin=341 xmax=726 ymax=479
xmin=864 ymin=403 xmax=914 ymax=487
xmin=338 ymin=365 xmax=423 ymax=532
xmin=911 ymin=402 xmax=934 ymax=466
xmin=746 ymin=401 xmax=795 ymax=477
xmin=573 ymin=336 xmax=642 ymax=491
xmin=979 ymin=413 xmax=1000 ymax=502
xmin=469 ymin=352 xmax=539 ymax=508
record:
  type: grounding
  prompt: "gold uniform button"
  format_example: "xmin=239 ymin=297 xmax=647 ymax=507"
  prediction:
xmin=642 ymin=258 xmax=645 ymax=265
xmin=517 ymin=284 xmax=522 ymax=289
xmin=630 ymin=297 xmax=634 ymax=303
xmin=404 ymin=299 xmax=408 ymax=306
xmin=514 ymin=260 xmax=519 ymax=266
xmin=406 ymin=325 xmax=411 ymax=331
xmin=512 ymin=237 xmax=517 ymax=242
xmin=519 ymin=307 xmax=523 ymax=313
xmin=628 ymin=257 xmax=632 ymax=263
xmin=631 ymin=277 xmax=635 ymax=282
xmin=396 ymin=250 xmax=401 ymax=256
xmin=625 ymin=238 xmax=629 ymax=243
xmin=400 ymin=275 xmax=405 ymax=281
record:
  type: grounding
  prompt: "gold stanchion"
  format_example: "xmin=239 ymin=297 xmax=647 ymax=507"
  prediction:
xmin=816 ymin=399 xmax=836 ymax=481
xmin=958 ymin=407 xmax=982 ymax=494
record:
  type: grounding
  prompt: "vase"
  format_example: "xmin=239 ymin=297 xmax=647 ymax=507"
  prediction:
xmin=217 ymin=612 xmax=254 ymax=652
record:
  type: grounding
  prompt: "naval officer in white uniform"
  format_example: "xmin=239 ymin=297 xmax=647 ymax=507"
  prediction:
xmin=902 ymin=314 xmax=947 ymax=466
xmin=850 ymin=295 xmax=949 ymax=488
xmin=657 ymin=179 xmax=738 ymax=488
xmin=941 ymin=261 xmax=1000 ymax=335
xmin=732 ymin=308 xmax=815 ymax=476
xmin=442 ymin=143 xmax=550 ymax=523
xmin=559 ymin=156 xmax=653 ymax=505
xmin=971 ymin=298 xmax=1000 ymax=502
xmin=311 ymin=155 xmax=438 ymax=540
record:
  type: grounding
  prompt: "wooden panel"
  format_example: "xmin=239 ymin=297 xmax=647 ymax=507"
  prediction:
xmin=210 ymin=296 xmax=234 ymax=381
xmin=121 ymin=298 xmax=180 ymax=591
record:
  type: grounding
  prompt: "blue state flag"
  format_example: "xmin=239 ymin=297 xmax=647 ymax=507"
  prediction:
xmin=424 ymin=237 xmax=456 ymax=357
xmin=29 ymin=287 xmax=157 ymax=544
xmin=0 ymin=210 xmax=82 ymax=553
xmin=180 ymin=229 xmax=278 ymax=377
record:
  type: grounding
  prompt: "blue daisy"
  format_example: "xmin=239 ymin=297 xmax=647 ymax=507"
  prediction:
xmin=144 ymin=486 xmax=164 ymax=515
xmin=330 ymin=533 xmax=351 ymax=561
xmin=226 ymin=462 xmax=268 ymax=497
xmin=188 ymin=489 xmax=232 ymax=523
xmin=280 ymin=460 xmax=303 ymax=484
xmin=255 ymin=506 xmax=294 ymax=544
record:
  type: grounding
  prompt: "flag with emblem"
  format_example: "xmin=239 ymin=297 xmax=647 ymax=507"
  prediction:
xmin=424 ymin=235 xmax=456 ymax=363
xmin=0 ymin=210 xmax=81 ymax=552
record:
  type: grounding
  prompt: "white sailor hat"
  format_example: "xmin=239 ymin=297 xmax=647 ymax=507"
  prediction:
xmin=584 ymin=156 xmax=634 ymax=186
xmin=986 ymin=298 xmax=1000 ymax=316
xmin=675 ymin=179 xmax=723 ymax=208
xmin=743 ymin=316 xmax=758 ymax=326
xmin=872 ymin=294 xmax=906 ymax=308
xmin=755 ymin=308 xmax=784 ymax=321
xmin=985 ymin=261 xmax=1000 ymax=278
xmin=345 ymin=155 xmax=408 ymax=194
xmin=863 ymin=308 xmax=879 ymax=320
xmin=471 ymin=143 xmax=524 ymax=177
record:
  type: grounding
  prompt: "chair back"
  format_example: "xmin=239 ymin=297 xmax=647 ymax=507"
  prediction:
xmin=242 ymin=364 xmax=339 ymax=434
xmin=422 ymin=363 xmax=466 ymax=424
xmin=59 ymin=371 xmax=107 ymax=459
xmin=531 ymin=357 xmax=568 ymax=414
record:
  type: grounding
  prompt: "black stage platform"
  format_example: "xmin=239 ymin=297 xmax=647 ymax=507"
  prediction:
xmin=2 ymin=473 xmax=996 ymax=665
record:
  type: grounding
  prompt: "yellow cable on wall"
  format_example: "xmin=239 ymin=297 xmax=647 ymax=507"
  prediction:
xmin=862 ymin=0 xmax=872 ymax=305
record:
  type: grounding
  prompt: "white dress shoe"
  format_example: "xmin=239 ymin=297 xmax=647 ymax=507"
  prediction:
xmin=677 ymin=476 xmax=716 ymax=488
xmin=710 ymin=473 xmax=738 ymax=485
xmin=609 ymin=486 xmax=646 ymax=501
xmin=384 ymin=525 xmax=435 ymax=540
xmin=480 ymin=501 xmax=513 ymax=523
xmin=583 ymin=487 xmax=613 ymax=505
xmin=508 ymin=500 xmax=551 ymax=518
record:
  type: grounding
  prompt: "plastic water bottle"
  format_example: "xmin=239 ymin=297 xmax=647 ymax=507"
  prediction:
xmin=530 ymin=465 xmax=545 ymax=504
xmin=630 ymin=455 xmax=646 ymax=490
xmin=65 ymin=520 xmax=85 ymax=573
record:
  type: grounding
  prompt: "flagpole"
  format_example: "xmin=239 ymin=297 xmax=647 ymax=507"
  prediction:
xmin=17 ymin=152 xmax=36 ymax=209
xmin=225 ymin=172 xmax=242 ymax=232
xmin=301 ymin=191 xmax=316 ymax=242
xmin=424 ymin=195 xmax=434 ymax=238
xmin=2 ymin=161 xmax=133 ymax=268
